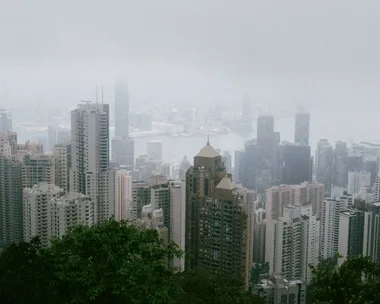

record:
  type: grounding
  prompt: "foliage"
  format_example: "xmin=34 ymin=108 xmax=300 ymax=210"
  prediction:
xmin=249 ymin=262 xmax=269 ymax=286
xmin=0 ymin=220 xmax=261 ymax=304
xmin=176 ymin=269 xmax=264 ymax=304
xmin=309 ymin=256 xmax=380 ymax=304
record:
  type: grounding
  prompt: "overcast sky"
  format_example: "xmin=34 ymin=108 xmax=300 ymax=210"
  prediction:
xmin=1 ymin=0 xmax=380 ymax=120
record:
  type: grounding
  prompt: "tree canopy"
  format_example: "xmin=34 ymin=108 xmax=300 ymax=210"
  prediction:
xmin=309 ymin=256 xmax=380 ymax=304
xmin=0 ymin=220 xmax=262 ymax=304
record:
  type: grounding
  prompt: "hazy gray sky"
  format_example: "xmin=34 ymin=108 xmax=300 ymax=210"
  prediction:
xmin=1 ymin=0 xmax=380 ymax=115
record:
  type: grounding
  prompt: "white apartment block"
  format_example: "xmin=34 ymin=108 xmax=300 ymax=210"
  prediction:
xmin=170 ymin=180 xmax=186 ymax=271
xmin=137 ymin=205 xmax=168 ymax=243
xmin=52 ymin=143 xmax=70 ymax=192
xmin=102 ymin=169 xmax=133 ymax=221
xmin=296 ymin=181 xmax=324 ymax=219
xmin=320 ymin=196 xmax=352 ymax=260
xmin=0 ymin=132 xmax=12 ymax=156
xmin=299 ymin=204 xmax=320 ymax=282
xmin=23 ymin=183 xmax=64 ymax=247
xmin=347 ymin=171 xmax=371 ymax=195
xmin=70 ymin=102 xmax=109 ymax=223
xmin=265 ymin=185 xmax=297 ymax=262
xmin=269 ymin=206 xmax=309 ymax=282
xmin=48 ymin=192 xmax=94 ymax=240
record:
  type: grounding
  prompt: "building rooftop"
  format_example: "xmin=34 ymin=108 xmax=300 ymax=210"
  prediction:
xmin=216 ymin=177 xmax=235 ymax=191
xmin=196 ymin=141 xmax=219 ymax=158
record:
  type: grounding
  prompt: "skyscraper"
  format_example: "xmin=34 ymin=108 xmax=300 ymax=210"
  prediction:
xmin=278 ymin=143 xmax=311 ymax=185
xmin=240 ymin=140 xmax=258 ymax=190
xmin=347 ymin=171 xmax=371 ymax=195
xmin=111 ymin=136 xmax=134 ymax=170
xmin=70 ymin=102 xmax=109 ymax=222
xmin=114 ymin=80 xmax=129 ymax=138
xmin=48 ymin=192 xmax=95 ymax=240
xmin=23 ymin=183 xmax=64 ymax=247
xmin=295 ymin=110 xmax=310 ymax=146
xmin=52 ymin=143 xmax=71 ymax=193
xmin=257 ymin=114 xmax=276 ymax=190
xmin=169 ymin=180 xmax=186 ymax=271
xmin=21 ymin=154 xmax=54 ymax=189
xmin=333 ymin=141 xmax=348 ymax=188
xmin=0 ymin=155 xmax=22 ymax=249
xmin=269 ymin=205 xmax=309 ymax=282
xmin=320 ymin=195 xmax=352 ymax=260
xmin=233 ymin=150 xmax=243 ymax=184
xmin=0 ymin=109 xmax=12 ymax=133
xmin=185 ymin=141 xmax=251 ymax=285
xmin=315 ymin=139 xmax=334 ymax=197
xmin=338 ymin=207 xmax=365 ymax=266
xmin=222 ymin=150 xmax=232 ymax=173
xmin=179 ymin=156 xmax=190 ymax=180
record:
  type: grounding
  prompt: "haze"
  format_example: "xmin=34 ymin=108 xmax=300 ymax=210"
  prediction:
xmin=1 ymin=0 xmax=380 ymax=142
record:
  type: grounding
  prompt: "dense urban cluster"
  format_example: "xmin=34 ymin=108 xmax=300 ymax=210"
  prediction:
xmin=1 ymin=81 xmax=380 ymax=303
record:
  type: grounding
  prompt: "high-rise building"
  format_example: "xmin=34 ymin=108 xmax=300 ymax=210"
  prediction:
xmin=70 ymin=102 xmax=109 ymax=222
xmin=185 ymin=142 xmax=251 ymax=285
xmin=257 ymin=115 xmax=276 ymax=190
xmin=363 ymin=202 xmax=380 ymax=263
xmin=21 ymin=154 xmax=54 ymax=189
xmin=253 ymin=208 xmax=266 ymax=263
xmin=222 ymin=150 xmax=232 ymax=173
xmin=0 ymin=132 xmax=13 ymax=156
xmin=102 ymin=169 xmax=133 ymax=221
xmin=148 ymin=175 xmax=171 ymax=240
xmin=52 ymin=143 xmax=71 ymax=193
xmin=233 ymin=150 xmax=243 ymax=184
xmin=296 ymin=181 xmax=325 ymax=219
xmin=114 ymin=79 xmax=129 ymax=138
xmin=320 ymin=196 xmax=352 ymax=260
xmin=265 ymin=185 xmax=297 ymax=262
xmin=47 ymin=125 xmax=57 ymax=152
xmin=338 ymin=207 xmax=365 ymax=266
xmin=131 ymin=181 xmax=150 ymax=220
xmin=48 ymin=192 xmax=94 ymax=240
xmin=240 ymin=140 xmax=258 ymax=190
xmin=147 ymin=140 xmax=163 ymax=162
xmin=179 ymin=156 xmax=190 ymax=180
xmin=111 ymin=136 xmax=134 ymax=170
xmin=278 ymin=143 xmax=311 ymax=185
xmin=169 ymin=180 xmax=186 ymax=271
xmin=57 ymin=127 xmax=70 ymax=144
xmin=294 ymin=110 xmax=310 ymax=146
xmin=363 ymin=158 xmax=378 ymax=186
xmin=0 ymin=109 xmax=12 ymax=132
xmin=333 ymin=141 xmax=348 ymax=188
xmin=136 ymin=206 xmax=168 ymax=243
xmin=347 ymin=171 xmax=371 ymax=195
xmin=23 ymin=183 xmax=64 ymax=247
xmin=269 ymin=206 xmax=309 ymax=282
xmin=315 ymin=139 xmax=334 ymax=197
xmin=0 ymin=155 xmax=22 ymax=249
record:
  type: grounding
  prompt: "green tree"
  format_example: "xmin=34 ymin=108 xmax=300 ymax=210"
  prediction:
xmin=0 ymin=220 xmax=261 ymax=304
xmin=249 ymin=262 xmax=269 ymax=287
xmin=176 ymin=269 xmax=264 ymax=304
xmin=309 ymin=256 xmax=380 ymax=304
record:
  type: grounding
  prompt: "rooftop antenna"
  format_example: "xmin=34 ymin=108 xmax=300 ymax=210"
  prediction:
xmin=207 ymin=134 xmax=210 ymax=145
xmin=102 ymin=86 xmax=104 ymax=104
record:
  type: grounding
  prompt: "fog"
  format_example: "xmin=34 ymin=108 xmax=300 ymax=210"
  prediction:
xmin=1 ymin=0 xmax=380 ymax=140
